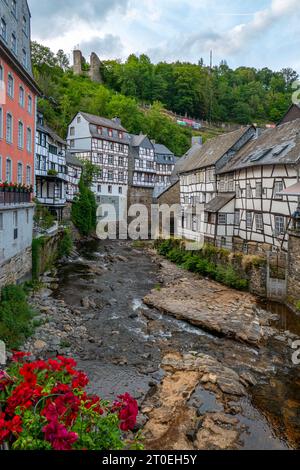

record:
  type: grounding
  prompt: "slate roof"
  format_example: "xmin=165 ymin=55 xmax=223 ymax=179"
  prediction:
xmin=37 ymin=123 xmax=66 ymax=146
xmin=66 ymin=153 xmax=83 ymax=167
xmin=205 ymin=193 xmax=236 ymax=213
xmin=80 ymin=112 xmax=127 ymax=132
xmin=154 ymin=143 xmax=174 ymax=156
xmin=218 ymin=118 xmax=300 ymax=174
xmin=130 ymin=134 xmax=148 ymax=147
xmin=179 ymin=127 xmax=251 ymax=174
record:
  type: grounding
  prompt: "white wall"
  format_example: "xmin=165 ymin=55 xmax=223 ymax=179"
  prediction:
xmin=0 ymin=205 xmax=34 ymax=264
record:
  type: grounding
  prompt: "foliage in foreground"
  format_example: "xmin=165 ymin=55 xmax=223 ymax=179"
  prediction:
xmin=0 ymin=354 xmax=141 ymax=450
xmin=155 ymin=239 xmax=249 ymax=290
xmin=0 ymin=286 xmax=35 ymax=349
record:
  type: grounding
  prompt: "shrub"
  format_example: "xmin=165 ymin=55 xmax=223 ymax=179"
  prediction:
xmin=0 ymin=354 xmax=141 ymax=450
xmin=57 ymin=229 xmax=73 ymax=259
xmin=155 ymin=239 xmax=249 ymax=291
xmin=71 ymin=178 xmax=97 ymax=236
xmin=0 ymin=286 xmax=35 ymax=349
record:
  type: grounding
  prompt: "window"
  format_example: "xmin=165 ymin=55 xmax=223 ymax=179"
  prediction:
xmin=6 ymin=113 xmax=13 ymax=143
xmin=274 ymin=181 xmax=284 ymax=200
xmin=26 ymin=209 xmax=29 ymax=224
xmin=22 ymin=16 xmax=28 ymax=35
xmin=11 ymin=33 xmax=17 ymax=54
xmin=255 ymin=213 xmax=263 ymax=231
xmin=119 ymin=187 xmax=122 ymax=194
xmin=0 ymin=107 xmax=3 ymax=138
xmin=118 ymin=171 xmax=124 ymax=182
xmin=97 ymin=126 xmax=102 ymax=135
xmin=118 ymin=131 xmax=123 ymax=139
xmin=22 ymin=49 xmax=27 ymax=69
xmin=13 ymin=210 xmax=18 ymax=227
xmin=12 ymin=0 xmax=17 ymax=17
xmin=221 ymin=237 xmax=227 ymax=248
xmin=26 ymin=127 xmax=32 ymax=152
xmin=0 ymin=64 xmax=3 ymax=81
xmin=26 ymin=166 xmax=31 ymax=185
xmin=234 ymin=210 xmax=240 ymax=226
xmin=17 ymin=162 xmax=23 ymax=184
xmin=28 ymin=95 xmax=32 ymax=114
xmin=218 ymin=213 xmax=227 ymax=225
xmin=6 ymin=158 xmax=12 ymax=182
xmin=0 ymin=213 xmax=3 ymax=231
xmin=256 ymin=182 xmax=262 ymax=198
xmin=118 ymin=156 xmax=124 ymax=166
xmin=18 ymin=121 xmax=24 ymax=148
xmin=19 ymin=86 xmax=24 ymax=107
xmin=108 ymin=171 xmax=113 ymax=181
xmin=1 ymin=18 xmax=7 ymax=41
xmin=77 ymin=116 xmax=81 ymax=123
xmin=108 ymin=185 xmax=112 ymax=194
xmin=0 ymin=156 xmax=2 ymax=181
xmin=70 ymin=127 xmax=75 ymax=136
xmin=246 ymin=211 xmax=253 ymax=229
xmin=7 ymin=74 xmax=14 ymax=98
xmin=274 ymin=216 xmax=285 ymax=236
xmin=38 ymin=132 xmax=46 ymax=147
xmin=108 ymin=129 xmax=113 ymax=137
xmin=108 ymin=156 xmax=114 ymax=165
xmin=97 ymin=185 xmax=101 ymax=193
xmin=70 ymin=140 xmax=75 ymax=148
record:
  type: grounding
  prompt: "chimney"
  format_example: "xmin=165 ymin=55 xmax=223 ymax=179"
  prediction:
xmin=112 ymin=117 xmax=121 ymax=125
xmin=192 ymin=136 xmax=203 ymax=147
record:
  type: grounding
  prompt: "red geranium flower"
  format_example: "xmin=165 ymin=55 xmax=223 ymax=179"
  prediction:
xmin=43 ymin=420 xmax=78 ymax=451
xmin=72 ymin=371 xmax=89 ymax=389
xmin=115 ymin=393 xmax=138 ymax=431
xmin=11 ymin=352 xmax=31 ymax=363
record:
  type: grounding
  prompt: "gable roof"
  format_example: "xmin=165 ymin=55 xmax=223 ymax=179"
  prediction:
xmin=179 ymin=126 xmax=252 ymax=174
xmin=218 ymin=118 xmax=300 ymax=174
xmin=66 ymin=153 xmax=83 ymax=167
xmin=130 ymin=134 xmax=149 ymax=147
xmin=154 ymin=143 xmax=174 ymax=156
xmin=79 ymin=112 xmax=127 ymax=132
xmin=205 ymin=193 xmax=236 ymax=213
xmin=37 ymin=123 xmax=66 ymax=146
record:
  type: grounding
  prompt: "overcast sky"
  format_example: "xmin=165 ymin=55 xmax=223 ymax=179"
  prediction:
xmin=28 ymin=0 xmax=300 ymax=72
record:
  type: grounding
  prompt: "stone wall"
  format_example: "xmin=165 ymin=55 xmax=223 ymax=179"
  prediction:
xmin=156 ymin=182 xmax=180 ymax=206
xmin=32 ymin=231 xmax=65 ymax=280
xmin=287 ymin=232 xmax=300 ymax=303
xmin=0 ymin=247 xmax=32 ymax=288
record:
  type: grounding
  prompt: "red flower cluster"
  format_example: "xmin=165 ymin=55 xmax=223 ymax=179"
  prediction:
xmin=114 ymin=393 xmax=139 ymax=431
xmin=0 ymin=353 xmax=139 ymax=450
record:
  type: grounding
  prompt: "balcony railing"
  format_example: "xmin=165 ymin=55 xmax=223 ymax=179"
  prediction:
xmin=0 ymin=190 xmax=31 ymax=206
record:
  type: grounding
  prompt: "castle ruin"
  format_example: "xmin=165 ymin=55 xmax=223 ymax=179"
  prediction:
xmin=73 ymin=50 xmax=103 ymax=83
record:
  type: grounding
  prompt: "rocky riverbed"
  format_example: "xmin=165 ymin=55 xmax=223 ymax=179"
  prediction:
xmin=24 ymin=240 xmax=300 ymax=450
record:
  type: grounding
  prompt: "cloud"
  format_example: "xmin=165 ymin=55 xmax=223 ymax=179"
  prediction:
xmin=80 ymin=35 xmax=124 ymax=59
xmin=28 ymin=0 xmax=129 ymax=39
xmin=147 ymin=0 xmax=300 ymax=63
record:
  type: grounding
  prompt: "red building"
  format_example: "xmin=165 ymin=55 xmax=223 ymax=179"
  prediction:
xmin=0 ymin=0 xmax=40 ymax=285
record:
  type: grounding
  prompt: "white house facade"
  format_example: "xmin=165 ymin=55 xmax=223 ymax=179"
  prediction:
xmin=179 ymin=126 xmax=256 ymax=244
xmin=67 ymin=112 xmax=130 ymax=223
xmin=35 ymin=114 xmax=67 ymax=220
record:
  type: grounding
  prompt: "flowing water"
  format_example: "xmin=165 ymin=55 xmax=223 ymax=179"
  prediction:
xmin=54 ymin=239 xmax=300 ymax=450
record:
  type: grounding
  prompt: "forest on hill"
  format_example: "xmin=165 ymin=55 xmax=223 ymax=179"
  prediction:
xmin=31 ymin=42 xmax=297 ymax=156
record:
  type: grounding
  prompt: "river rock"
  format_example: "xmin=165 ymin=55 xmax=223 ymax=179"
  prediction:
xmin=33 ymin=340 xmax=47 ymax=351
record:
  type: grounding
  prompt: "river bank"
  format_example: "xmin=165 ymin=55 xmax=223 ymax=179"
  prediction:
xmin=23 ymin=240 xmax=300 ymax=450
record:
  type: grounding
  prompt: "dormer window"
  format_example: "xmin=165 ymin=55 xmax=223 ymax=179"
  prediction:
xmin=1 ymin=18 xmax=7 ymax=41
xmin=108 ymin=129 xmax=113 ymax=137
xmin=97 ymin=126 xmax=102 ymax=135
xmin=118 ymin=131 xmax=123 ymax=139
xmin=12 ymin=0 xmax=17 ymax=17
xmin=11 ymin=33 xmax=17 ymax=54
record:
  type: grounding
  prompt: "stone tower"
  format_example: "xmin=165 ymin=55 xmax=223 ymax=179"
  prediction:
xmin=89 ymin=52 xmax=103 ymax=83
xmin=73 ymin=50 xmax=83 ymax=76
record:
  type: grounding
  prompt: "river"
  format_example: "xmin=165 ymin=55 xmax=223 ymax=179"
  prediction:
xmin=53 ymin=239 xmax=300 ymax=450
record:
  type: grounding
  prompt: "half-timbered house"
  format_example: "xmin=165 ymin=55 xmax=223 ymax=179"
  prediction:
xmin=179 ymin=126 xmax=256 ymax=243
xmin=67 ymin=112 xmax=130 ymax=223
xmin=65 ymin=153 xmax=82 ymax=202
xmin=35 ymin=114 xmax=67 ymax=220
xmin=217 ymin=119 xmax=300 ymax=253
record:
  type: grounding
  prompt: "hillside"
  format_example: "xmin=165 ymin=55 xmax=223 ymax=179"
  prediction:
xmin=32 ymin=42 xmax=297 ymax=156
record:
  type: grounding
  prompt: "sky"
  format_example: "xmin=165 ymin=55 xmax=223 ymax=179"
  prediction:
xmin=28 ymin=0 xmax=300 ymax=72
